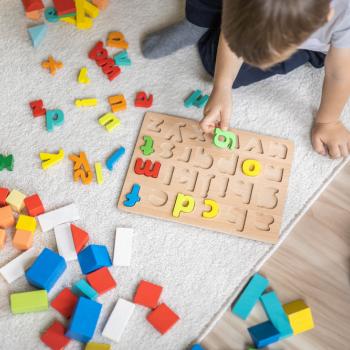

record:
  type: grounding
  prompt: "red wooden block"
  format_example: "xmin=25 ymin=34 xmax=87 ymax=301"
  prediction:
xmin=135 ymin=91 xmax=153 ymax=108
xmin=40 ymin=320 xmax=70 ymax=350
xmin=24 ymin=194 xmax=45 ymax=217
xmin=134 ymin=158 xmax=161 ymax=178
xmin=51 ymin=288 xmax=78 ymax=318
xmin=70 ymin=224 xmax=89 ymax=253
xmin=29 ymin=100 xmax=46 ymax=117
xmin=0 ymin=188 xmax=10 ymax=207
xmin=53 ymin=0 xmax=76 ymax=16
xmin=147 ymin=303 xmax=180 ymax=334
xmin=133 ymin=280 xmax=163 ymax=308
xmin=22 ymin=0 xmax=44 ymax=12
xmin=86 ymin=267 xmax=116 ymax=295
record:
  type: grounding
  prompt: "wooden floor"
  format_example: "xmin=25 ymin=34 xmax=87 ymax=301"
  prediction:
xmin=202 ymin=162 xmax=350 ymax=350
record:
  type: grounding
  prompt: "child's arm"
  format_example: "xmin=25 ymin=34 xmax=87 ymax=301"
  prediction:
xmin=199 ymin=32 xmax=242 ymax=133
xmin=312 ymin=47 xmax=350 ymax=158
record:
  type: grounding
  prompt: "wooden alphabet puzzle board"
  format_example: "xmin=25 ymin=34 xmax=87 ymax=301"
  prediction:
xmin=118 ymin=112 xmax=294 ymax=243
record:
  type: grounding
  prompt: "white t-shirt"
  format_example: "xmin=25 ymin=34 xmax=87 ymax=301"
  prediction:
xmin=299 ymin=0 xmax=350 ymax=52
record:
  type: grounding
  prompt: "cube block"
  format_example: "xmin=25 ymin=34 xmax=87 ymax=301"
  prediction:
xmin=85 ymin=342 xmax=111 ymax=350
xmin=13 ymin=230 xmax=34 ymax=250
xmin=66 ymin=297 xmax=102 ymax=343
xmin=0 ymin=228 xmax=6 ymax=248
xmin=10 ymin=290 xmax=48 ymax=314
xmin=146 ymin=303 xmax=180 ymax=335
xmin=248 ymin=321 xmax=280 ymax=348
xmin=51 ymin=288 xmax=78 ymax=318
xmin=0 ymin=205 xmax=15 ymax=228
xmin=283 ymin=300 xmax=314 ymax=335
xmin=0 ymin=187 xmax=10 ymax=206
xmin=53 ymin=0 xmax=75 ymax=15
xmin=72 ymin=279 xmax=98 ymax=300
xmin=6 ymin=189 xmax=26 ymax=212
xmin=86 ymin=267 xmax=116 ymax=295
xmin=41 ymin=320 xmax=71 ymax=350
xmin=78 ymin=244 xmax=112 ymax=274
xmin=134 ymin=280 xmax=163 ymax=308
xmin=24 ymin=194 xmax=45 ymax=216
xmin=25 ymin=248 xmax=67 ymax=291
xmin=16 ymin=214 xmax=37 ymax=233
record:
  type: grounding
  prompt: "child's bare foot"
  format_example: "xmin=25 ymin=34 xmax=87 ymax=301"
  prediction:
xmin=141 ymin=19 xmax=207 ymax=59
xmin=311 ymin=121 xmax=350 ymax=158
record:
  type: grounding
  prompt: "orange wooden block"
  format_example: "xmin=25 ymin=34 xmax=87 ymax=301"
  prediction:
xmin=42 ymin=56 xmax=63 ymax=76
xmin=0 ymin=229 xmax=6 ymax=248
xmin=26 ymin=9 xmax=43 ymax=20
xmin=107 ymin=32 xmax=128 ymax=49
xmin=133 ymin=280 xmax=163 ymax=308
xmin=86 ymin=267 xmax=116 ymax=295
xmin=92 ymin=0 xmax=108 ymax=9
xmin=147 ymin=303 xmax=180 ymax=334
xmin=108 ymin=95 xmax=127 ymax=113
xmin=70 ymin=224 xmax=89 ymax=253
xmin=0 ymin=205 xmax=15 ymax=228
xmin=13 ymin=230 xmax=34 ymax=250
xmin=69 ymin=152 xmax=93 ymax=185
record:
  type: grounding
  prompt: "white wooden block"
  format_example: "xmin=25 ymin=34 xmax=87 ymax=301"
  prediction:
xmin=113 ymin=227 xmax=133 ymax=266
xmin=0 ymin=248 xmax=37 ymax=283
xmin=102 ymin=298 xmax=135 ymax=342
xmin=54 ymin=223 xmax=77 ymax=261
xmin=38 ymin=203 xmax=79 ymax=232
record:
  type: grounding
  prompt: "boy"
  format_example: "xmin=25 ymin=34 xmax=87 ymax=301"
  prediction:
xmin=142 ymin=0 xmax=350 ymax=159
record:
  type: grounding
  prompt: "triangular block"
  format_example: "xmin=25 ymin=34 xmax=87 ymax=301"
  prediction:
xmin=28 ymin=24 xmax=48 ymax=48
xmin=70 ymin=224 xmax=89 ymax=253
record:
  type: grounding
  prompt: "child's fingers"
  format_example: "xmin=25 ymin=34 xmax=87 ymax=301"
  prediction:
xmin=311 ymin=135 xmax=326 ymax=156
xmin=339 ymin=144 xmax=349 ymax=157
xmin=328 ymin=144 xmax=341 ymax=159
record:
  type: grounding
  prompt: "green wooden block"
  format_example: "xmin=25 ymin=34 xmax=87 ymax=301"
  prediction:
xmin=213 ymin=128 xmax=237 ymax=150
xmin=10 ymin=290 xmax=48 ymax=314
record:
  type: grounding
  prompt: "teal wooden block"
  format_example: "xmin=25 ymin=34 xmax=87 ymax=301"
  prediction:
xmin=114 ymin=51 xmax=131 ymax=66
xmin=232 ymin=273 xmax=269 ymax=320
xmin=184 ymin=90 xmax=209 ymax=108
xmin=46 ymin=109 xmax=64 ymax=132
xmin=73 ymin=279 xmax=98 ymax=300
xmin=28 ymin=24 xmax=48 ymax=48
xmin=260 ymin=291 xmax=293 ymax=339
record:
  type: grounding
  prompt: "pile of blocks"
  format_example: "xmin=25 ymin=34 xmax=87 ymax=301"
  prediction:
xmin=231 ymin=273 xmax=315 ymax=349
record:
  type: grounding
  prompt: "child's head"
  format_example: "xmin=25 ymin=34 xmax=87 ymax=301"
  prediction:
xmin=222 ymin=0 xmax=332 ymax=69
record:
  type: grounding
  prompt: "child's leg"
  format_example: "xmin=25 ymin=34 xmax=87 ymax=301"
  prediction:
xmin=142 ymin=0 xmax=222 ymax=59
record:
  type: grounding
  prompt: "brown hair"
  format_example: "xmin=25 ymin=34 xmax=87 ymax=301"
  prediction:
xmin=222 ymin=0 xmax=331 ymax=67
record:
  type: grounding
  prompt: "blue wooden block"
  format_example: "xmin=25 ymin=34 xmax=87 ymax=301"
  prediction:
xmin=123 ymin=183 xmax=141 ymax=207
xmin=28 ymin=24 xmax=48 ymax=48
xmin=46 ymin=109 xmax=64 ymax=132
xmin=25 ymin=248 xmax=66 ymax=291
xmin=66 ymin=296 xmax=102 ymax=343
xmin=78 ymin=245 xmax=112 ymax=274
xmin=114 ymin=50 xmax=131 ymax=66
xmin=72 ymin=279 xmax=98 ymax=300
xmin=248 ymin=320 xmax=280 ymax=348
xmin=106 ymin=147 xmax=125 ymax=171
xmin=232 ymin=273 xmax=269 ymax=320
xmin=184 ymin=90 xmax=209 ymax=108
xmin=260 ymin=291 xmax=293 ymax=339
xmin=191 ymin=344 xmax=205 ymax=350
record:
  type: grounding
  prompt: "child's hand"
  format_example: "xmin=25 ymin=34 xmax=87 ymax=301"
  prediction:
xmin=311 ymin=120 xmax=350 ymax=158
xmin=199 ymin=86 xmax=232 ymax=134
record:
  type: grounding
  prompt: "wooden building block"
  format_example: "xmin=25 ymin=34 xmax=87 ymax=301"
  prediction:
xmin=0 ymin=205 xmax=15 ymax=228
xmin=46 ymin=109 xmax=64 ymax=131
xmin=70 ymin=224 xmax=89 ymax=253
xmin=133 ymin=280 xmax=163 ymax=308
xmin=232 ymin=273 xmax=269 ymax=320
xmin=108 ymin=94 xmax=127 ymax=113
xmin=283 ymin=300 xmax=314 ymax=335
xmin=16 ymin=214 xmax=37 ymax=233
xmin=54 ymin=223 xmax=77 ymax=261
xmin=0 ymin=228 xmax=6 ymax=248
xmin=146 ymin=303 xmax=180 ymax=334
xmin=106 ymin=147 xmax=125 ymax=171
xmin=40 ymin=320 xmax=71 ymax=350
xmin=22 ymin=0 xmax=44 ymax=12
xmin=107 ymin=32 xmax=128 ymax=49
xmin=40 ymin=149 xmax=65 ymax=170
xmin=6 ymin=189 xmax=26 ymax=212
xmin=102 ymin=298 xmax=135 ymax=342
xmin=94 ymin=162 xmax=104 ymax=184
xmin=260 ymin=291 xmax=293 ymax=339
xmin=99 ymin=113 xmax=120 ymax=133
xmin=118 ymin=113 xmax=294 ymax=243
xmin=69 ymin=152 xmax=93 ymax=185
xmin=51 ymin=287 xmax=78 ymax=318
xmin=0 ymin=248 xmax=37 ymax=283
xmin=10 ymin=290 xmax=48 ymax=314
xmin=248 ymin=320 xmax=280 ymax=348
xmin=77 ymin=244 xmax=112 ymax=274
xmin=37 ymin=203 xmax=79 ymax=233
xmin=85 ymin=343 xmax=111 ymax=350
xmin=53 ymin=0 xmax=75 ymax=15
xmin=86 ymin=267 xmax=116 ymax=295
xmin=113 ymin=227 xmax=133 ymax=266
xmin=0 ymin=187 xmax=10 ymax=206
xmin=78 ymin=67 xmax=90 ymax=84
xmin=92 ymin=0 xmax=108 ymax=10
xmin=84 ymin=0 xmax=99 ymax=18
xmin=24 ymin=194 xmax=45 ymax=217
xmin=134 ymin=91 xmax=153 ymax=108
xmin=26 ymin=9 xmax=44 ymax=20
xmin=13 ymin=230 xmax=34 ymax=250
xmin=72 ymin=279 xmax=98 ymax=300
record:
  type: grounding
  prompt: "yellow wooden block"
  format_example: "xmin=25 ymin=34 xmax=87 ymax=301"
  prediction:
xmin=242 ymin=159 xmax=262 ymax=177
xmin=78 ymin=67 xmax=90 ymax=84
xmin=16 ymin=215 xmax=36 ymax=233
xmin=98 ymin=113 xmax=120 ymax=132
xmin=172 ymin=193 xmax=195 ymax=218
xmin=40 ymin=149 xmax=65 ymax=170
xmin=202 ymin=199 xmax=219 ymax=219
xmin=75 ymin=98 xmax=98 ymax=107
xmin=85 ymin=342 xmax=110 ymax=350
xmin=6 ymin=190 xmax=26 ymax=212
xmin=95 ymin=162 xmax=103 ymax=185
xmin=76 ymin=17 xmax=93 ymax=30
xmin=84 ymin=0 xmax=99 ymax=18
xmin=60 ymin=16 xmax=76 ymax=25
xmin=75 ymin=0 xmax=86 ymax=23
xmin=283 ymin=300 xmax=314 ymax=335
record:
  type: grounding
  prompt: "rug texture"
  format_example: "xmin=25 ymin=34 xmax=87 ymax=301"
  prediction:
xmin=0 ymin=1 xmax=349 ymax=349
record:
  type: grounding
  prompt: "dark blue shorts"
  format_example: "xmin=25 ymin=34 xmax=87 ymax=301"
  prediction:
xmin=186 ymin=0 xmax=326 ymax=88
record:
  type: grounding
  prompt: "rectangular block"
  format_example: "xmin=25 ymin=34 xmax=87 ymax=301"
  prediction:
xmin=24 ymin=194 xmax=45 ymax=217
xmin=13 ymin=230 xmax=34 ymax=250
xmin=66 ymin=297 xmax=102 ymax=343
xmin=72 ymin=279 xmax=98 ymax=300
xmin=16 ymin=214 xmax=37 ymax=233
xmin=232 ymin=273 xmax=269 ymax=320
xmin=6 ymin=189 xmax=26 ymax=212
xmin=147 ymin=303 xmax=180 ymax=334
xmin=86 ymin=267 xmax=116 ymax=295
xmin=0 ymin=205 xmax=15 ymax=228
xmin=260 ymin=291 xmax=293 ymax=339
xmin=85 ymin=343 xmax=110 ymax=350
xmin=10 ymin=290 xmax=48 ymax=314
xmin=102 ymin=298 xmax=135 ymax=342
xmin=53 ymin=0 xmax=75 ymax=15
xmin=0 ymin=187 xmax=10 ymax=206
xmin=51 ymin=287 xmax=78 ymax=318
xmin=37 ymin=203 xmax=79 ymax=232
xmin=41 ymin=320 xmax=71 ymax=349
xmin=0 ymin=248 xmax=37 ymax=283
xmin=248 ymin=320 xmax=280 ymax=348
xmin=54 ymin=223 xmax=77 ymax=261
xmin=113 ymin=227 xmax=133 ymax=266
